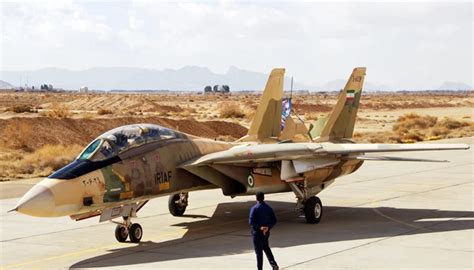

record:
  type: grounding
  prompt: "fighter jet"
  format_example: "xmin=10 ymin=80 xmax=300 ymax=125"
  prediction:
xmin=11 ymin=67 xmax=469 ymax=243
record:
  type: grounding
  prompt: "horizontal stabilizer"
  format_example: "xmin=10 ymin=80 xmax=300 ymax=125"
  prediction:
xmin=323 ymin=143 xmax=470 ymax=154
xmin=349 ymin=155 xmax=448 ymax=162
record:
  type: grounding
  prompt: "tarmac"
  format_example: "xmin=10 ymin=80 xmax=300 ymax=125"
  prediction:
xmin=0 ymin=137 xmax=473 ymax=269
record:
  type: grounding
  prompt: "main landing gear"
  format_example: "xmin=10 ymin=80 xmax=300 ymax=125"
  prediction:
xmin=114 ymin=216 xmax=143 ymax=243
xmin=289 ymin=182 xmax=324 ymax=224
xmin=303 ymin=196 xmax=323 ymax=224
xmin=168 ymin=192 xmax=188 ymax=216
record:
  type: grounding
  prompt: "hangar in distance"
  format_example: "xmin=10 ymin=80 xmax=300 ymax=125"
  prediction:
xmin=11 ymin=67 xmax=469 ymax=243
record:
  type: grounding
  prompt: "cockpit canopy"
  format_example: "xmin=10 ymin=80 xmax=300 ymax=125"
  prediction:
xmin=78 ymin=124 xmax=182 ymax=162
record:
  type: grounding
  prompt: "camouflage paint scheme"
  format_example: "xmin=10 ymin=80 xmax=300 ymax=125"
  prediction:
xmin=13 ymin=67 xmax=469 ymax=223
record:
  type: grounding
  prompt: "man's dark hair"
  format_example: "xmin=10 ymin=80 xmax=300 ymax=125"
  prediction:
xmin=256 ymin=192 xmax=264 ymax=202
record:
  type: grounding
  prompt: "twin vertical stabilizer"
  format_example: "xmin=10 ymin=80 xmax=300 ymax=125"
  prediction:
xmin=240 ymin=67 xmax=366 ymax=143
xmin=240 ymin=68 xmax=285 ymax=142
xmin=318 ymin=67 xmax=366 ymax=140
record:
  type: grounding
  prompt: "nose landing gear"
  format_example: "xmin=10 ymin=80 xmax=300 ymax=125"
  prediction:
xmin=114 ymin=216 xmax=143 ymax=243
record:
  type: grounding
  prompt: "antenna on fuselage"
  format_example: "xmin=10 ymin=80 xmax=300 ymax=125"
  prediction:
xmin=288 ymin=76 xmax=305 ymax=125
xmin=290 ymin=76 xmax=293 ymax=100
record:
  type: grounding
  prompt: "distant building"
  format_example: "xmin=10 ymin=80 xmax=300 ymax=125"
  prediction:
xmin=220 ymin=85 xmax=230 ymax=93
xmin=205 ymin=84 xmax=230 ymax=94
xmin=80 ymin=86 xmax=89 ymax=93
xmin=40 ymin=84 xmax=53 ymax=91
xmin=204 ymin=85 xmax=212 ymax=93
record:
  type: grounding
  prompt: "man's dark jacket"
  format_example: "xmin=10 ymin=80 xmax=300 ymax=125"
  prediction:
xmin=249 ymin=202 xmax=277 ymax=233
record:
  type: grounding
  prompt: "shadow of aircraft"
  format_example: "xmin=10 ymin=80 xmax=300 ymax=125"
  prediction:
xmin=71 ymin=200 xmax=474 ymax=268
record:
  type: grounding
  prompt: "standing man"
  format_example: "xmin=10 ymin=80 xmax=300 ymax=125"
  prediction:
xmin=249 ymin=192 xmax=279 ymax=270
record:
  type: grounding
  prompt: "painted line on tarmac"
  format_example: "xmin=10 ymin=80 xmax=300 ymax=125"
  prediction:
xmin=283 ymin=213 xmax=473 ymax=269
xmin=1 ymin=207 xmax=292 ymax=270
xmin=363 ymin=180 xmax=474 ymax=231
xmin=0 ymin=193 xmax=283 ymax=269
xmin=283 ymin=181 xmax=474 ymax=269
xmin=59 ymin=208 xmax=297 ymax=269
xmin=0 ymin=199 xmax=238 ymax=243
xmin=371 ymin=207 xmax=429 ymax=231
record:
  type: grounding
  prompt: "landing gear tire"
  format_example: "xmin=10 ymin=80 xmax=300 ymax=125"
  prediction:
xmin=115 ymin=225 xmax=128 ymax=242
xmin=114 ymin=216 xmax=143 ymax=243
xmin=304 ymin=196 xmax=323 ymax=224
xmin=129 ymin=223 xmax=143 ymax=243
xmin=168 ymin=193 xmax=188 ymax=216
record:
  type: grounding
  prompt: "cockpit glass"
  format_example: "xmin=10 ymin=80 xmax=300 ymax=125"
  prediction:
xmin=78 ymin=139 xmax=101 ymax=160
xmin=77 ymin=124 xmax=180 ymax=161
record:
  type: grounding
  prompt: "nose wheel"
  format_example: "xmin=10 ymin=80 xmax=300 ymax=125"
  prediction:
xmin=115 ymin=224 xmax=129 ymax=242
xmin=129 ymin=223 xmax=143 ymax=243
xmin=114 ymin=217 xmax=143 ymax=243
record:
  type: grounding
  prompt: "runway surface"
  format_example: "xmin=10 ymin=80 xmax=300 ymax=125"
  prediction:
xmin=1 ymin=137 xmax=473 ymax=269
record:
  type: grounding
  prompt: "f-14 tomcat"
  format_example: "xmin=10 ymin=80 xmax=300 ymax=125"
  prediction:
xmin=11 ymin=67 xmax=469 ymax=243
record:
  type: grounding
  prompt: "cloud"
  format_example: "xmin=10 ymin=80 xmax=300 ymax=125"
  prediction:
xmin=0 ymin=0 xmax=472 ymax=89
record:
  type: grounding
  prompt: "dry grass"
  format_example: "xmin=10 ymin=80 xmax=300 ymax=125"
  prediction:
xmin=46 ymin=102 xmax=71 ymax=118
xmin=219 ymin=102 xmax=246 ymax=118
xmin=393 ymin=113 xmax=437 ymax=133
xmin=10 ymin=104 xmax=34 ymax=113
xmin=355 ymin=113 xmax=474 ymax=143
xmin=0 ymin=144 xmax=82 ymax=179
xmin=2 ymin=122 xmax=33 ymax=150
xmin=353 ymin=131 xmax=398 ymax=143
xmin=97 ymin=108 xmax=113 ymax=115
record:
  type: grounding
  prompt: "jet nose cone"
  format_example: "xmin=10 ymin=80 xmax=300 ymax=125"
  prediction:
xmin=14 ymin=185 xmax=55 ymax=217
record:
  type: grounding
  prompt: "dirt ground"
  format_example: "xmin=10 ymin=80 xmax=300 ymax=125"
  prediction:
xmin=0 ymin=90 xmax=472 ymax=180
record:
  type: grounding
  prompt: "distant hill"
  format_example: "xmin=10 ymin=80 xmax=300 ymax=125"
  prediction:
xmin=0 ymin=80 xmax=14 ymax=89
xmin=2 ymin=67 xmax=468 ymax=92
xmin=319 ymin=79 xmax=391 ymax=91
xmin=0 ymin=66 xmax=313 ymax=91
xmin=438 ymin=81 xmax=472 ymax=91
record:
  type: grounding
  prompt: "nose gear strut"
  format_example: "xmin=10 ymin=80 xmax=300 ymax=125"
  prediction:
xmin=110 ymin=200 xmax=148 ymax=243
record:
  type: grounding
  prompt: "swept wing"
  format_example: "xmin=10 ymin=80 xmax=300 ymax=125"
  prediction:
xmin=182 ymin=142 xmax=469 ymax=167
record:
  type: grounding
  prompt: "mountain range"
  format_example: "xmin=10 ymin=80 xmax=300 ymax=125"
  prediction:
xmin=1 ymin=66 xmax=309 ymax=91
xmin=0 ymin=80 xmax=14 ymax=89
xmin=0 ymin=66 xmax=471 ymax=91
xmin=437 ymin=81 xmax=472 ymax=91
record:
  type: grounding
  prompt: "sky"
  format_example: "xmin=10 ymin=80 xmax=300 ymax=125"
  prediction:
xmin=0 ymin=0 xmax=472 ymax=89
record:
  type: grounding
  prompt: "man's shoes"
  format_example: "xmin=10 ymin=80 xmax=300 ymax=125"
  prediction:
xmin=272 ymin=266 xmax=279 ymax=270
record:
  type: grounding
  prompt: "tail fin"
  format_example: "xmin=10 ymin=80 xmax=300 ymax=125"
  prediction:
xmin=279 ymin=116 xmax=310 ymax=141
xmin=241 ymin=68 xmax=285 ymax=141
xmin=319 ymin=67 xmax=366 ymax=140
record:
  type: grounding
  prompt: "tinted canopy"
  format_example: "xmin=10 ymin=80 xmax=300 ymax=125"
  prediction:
xmin=78 ymin=124 xmax=181 ymax=161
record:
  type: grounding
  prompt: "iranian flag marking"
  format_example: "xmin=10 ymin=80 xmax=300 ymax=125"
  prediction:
xmin=346 ymin=90 xmax=355 ymax=100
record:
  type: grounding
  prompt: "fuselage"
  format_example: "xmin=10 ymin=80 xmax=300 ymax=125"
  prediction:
xmin=14 ymin=124 xmax=363 ymax=218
